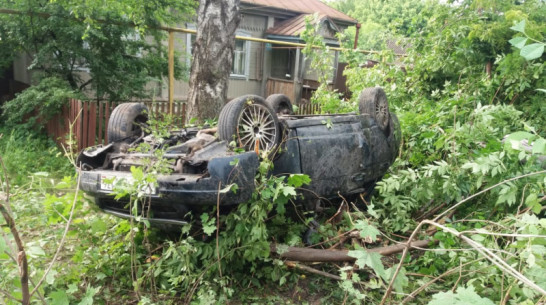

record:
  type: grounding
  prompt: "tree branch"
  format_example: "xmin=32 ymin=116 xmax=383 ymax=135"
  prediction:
xmin=285 ymin=261 xmax=342 ymax=281
xmin=30 ymin=170 xmax=82 ymax=297
xmin=0 ymin=157 xmax=30 ymax=305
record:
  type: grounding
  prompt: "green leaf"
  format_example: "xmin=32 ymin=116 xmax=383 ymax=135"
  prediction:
xmin=385 ymin=266 xmax=408 ymax=292
xmin=510 ymin=20 xmax=526 ymax=33
xmin=130 ymin=166 xmax=144 ymax=181
xmin=505 ymin=131 xmax=534 ymax=142
xmin=470 ymin=234 xmax=485 ymax=242
xmin=509 ymin=37 xmax=527 ymax=49
xmin=275 ymin=244 xmax=289 ymax=255
xmin=27 ymin=245 xmax=46 ymax=258
xmin=46 ymin=270 xmax=58 ymax=285
xmin=49 ymin=290 xmax=69 ymax=305
xmin=520 ymin=43 xmax=544 ymax=61
xmin=428 ymin=286 xmax=496 ymax=305
xmin=281 ymin=186 xmax=296 ymax=197
xmin=66 ymin=284 xmax=78 ymax=294
xmin=219 ymin=183 xmax=235 ymax=194
xmin=0 ymin=237 xmax=6 ymax=255
xmin=525 ymin=193 xmax=541 ymax=214
xmin=504 ymin=131 xmax=535 ymax=151
xmin=354 ymin=220 xmax=380 ymax=242
xmin=90 ymin=218 xmax=107 ymax=233
xmin=532 ymin=138 xmax=546 ymax=155
xmin=537 ymin=89 xmax=546 ymax=93
xmin=77 ymin=286 xmax=99 ymax=305
xmin=348 ymin=250 xmax=386 ymax=279
xmin=200 ymin=213 xmax=216 ymax=236
xmin=286 ymin=174 xmax=311 ymax=188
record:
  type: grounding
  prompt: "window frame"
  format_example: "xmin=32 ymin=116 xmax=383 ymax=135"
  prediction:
xmin=186 ymin=27 xmax=251 ymax=80
xmin=230 ymin=31 xmax=251 ymax=80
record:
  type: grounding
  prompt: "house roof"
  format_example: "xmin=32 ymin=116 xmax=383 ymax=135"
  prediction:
xmin=241 ymin=0 xmax=357 ymax=24
xmin=266 ymin=14 xmax=339 ymax=37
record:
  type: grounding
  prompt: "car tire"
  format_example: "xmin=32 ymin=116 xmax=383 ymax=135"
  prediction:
xmin=266 ymin=94 xmax=294 ymax=115
xmin=107 ymin=103 xmax=149 ymax=143
xmin=218 ymin=95 xmax=280 ymax=154
xmin=358 ymin=87 xmax=390 ymax=134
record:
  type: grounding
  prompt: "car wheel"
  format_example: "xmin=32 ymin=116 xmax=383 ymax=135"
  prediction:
xmin=265 ymin=94 xmax=294 ymax=115
xmin=218 ymin=95 xmax=280 ymax=153
xmin=107 ymin=103 xmax=149 ymax=143
xmin=358 ymin=87 xmax=390 ymax=134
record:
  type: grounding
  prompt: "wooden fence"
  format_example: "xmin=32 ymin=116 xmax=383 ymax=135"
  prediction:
xmin=44 ymin=99 xmax=320 ymax=151
xmin=294 ymin=103 xmax=321 ymax=115
xmin=266 ymin=78 xmax=295 ymax=102
xmin=45 ymin=99 xmax=186 ymax=151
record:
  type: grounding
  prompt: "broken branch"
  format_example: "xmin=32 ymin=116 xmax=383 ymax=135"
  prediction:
xmin=271 ymin=239 xmax=433 ymax=263
xmin=285 ymin=261 xmax=342 ymax=281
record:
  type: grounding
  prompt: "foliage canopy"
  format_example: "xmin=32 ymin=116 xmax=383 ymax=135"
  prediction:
xmin=0 ymin=0 xmax=195 ymax=104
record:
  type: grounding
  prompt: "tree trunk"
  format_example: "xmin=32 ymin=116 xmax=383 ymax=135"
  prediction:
xmin=186 ymin=0 xmax=241 ymax=122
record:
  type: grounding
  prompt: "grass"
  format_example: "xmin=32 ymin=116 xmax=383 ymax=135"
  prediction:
xmin=0 ymin=126 xmax=72 ymax=185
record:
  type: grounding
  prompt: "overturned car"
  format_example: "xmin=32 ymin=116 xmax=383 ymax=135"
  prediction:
xmin=77 ymin=87 xmax=401 ymax=225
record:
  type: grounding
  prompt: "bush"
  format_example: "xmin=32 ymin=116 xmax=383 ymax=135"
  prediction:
xmin=1 ymin=77 xmax=79 ymax=129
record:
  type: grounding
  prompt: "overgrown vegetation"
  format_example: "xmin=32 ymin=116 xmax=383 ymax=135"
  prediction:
xmin=1 ymin=0 xmax=546 ymax=304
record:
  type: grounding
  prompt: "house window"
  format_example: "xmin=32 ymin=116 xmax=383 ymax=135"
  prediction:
xmin=231 ymin=38 xmax=250 ymax=78
xmin=186 ymin=29 xmax=250 ymax=79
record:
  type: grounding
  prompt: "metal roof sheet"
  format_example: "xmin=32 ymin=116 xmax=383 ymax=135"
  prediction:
xmin=265 ymin=14 xmax=340 ymax=38
xmin=241 ymin=0 xmax=357 ymax=24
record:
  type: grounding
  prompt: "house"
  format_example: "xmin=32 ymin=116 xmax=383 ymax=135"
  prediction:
xmin=6 ymin=0 xmax=357 ymax=104
xmin=167 ymin=0 xmax=357 ymax=104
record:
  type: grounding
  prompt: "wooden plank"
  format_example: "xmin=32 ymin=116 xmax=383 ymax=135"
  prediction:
xmin=105 ymin=101 xmax=110 ymax=144
xmin=98 ymin=101 xmax=104 ymax=145
xmin=89 ymin=102 xmax=97 ymax=147
xmin=76 ymin=100 xmax=83 ymax=151
xmin=182 ymin=103 xmax=186 ymax=126
xmin=61 ymin=105 xmax=69 ymax=146
xmin=82 ymin=101 xmax=89 ymax=150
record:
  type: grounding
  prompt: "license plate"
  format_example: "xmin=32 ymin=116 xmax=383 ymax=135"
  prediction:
xmin=100 ymin=174 xmax=157 ymax=195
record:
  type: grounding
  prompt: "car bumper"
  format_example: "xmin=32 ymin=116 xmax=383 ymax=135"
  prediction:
xmin=79 ymin=152 xmax=259 ymax=223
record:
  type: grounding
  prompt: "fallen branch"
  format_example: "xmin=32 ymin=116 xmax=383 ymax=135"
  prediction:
xmin=423 ymin=220 xmax=546 ymax=295
xmin=381 ymin=169 xmax=546 ymax=305
xmin=401 ymin=258 xmax=485 ymax=304
xmin=285 ymin=261 xmax=342 ymax=281
xmin=271 ymin=239 xmax=433 ymax=263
